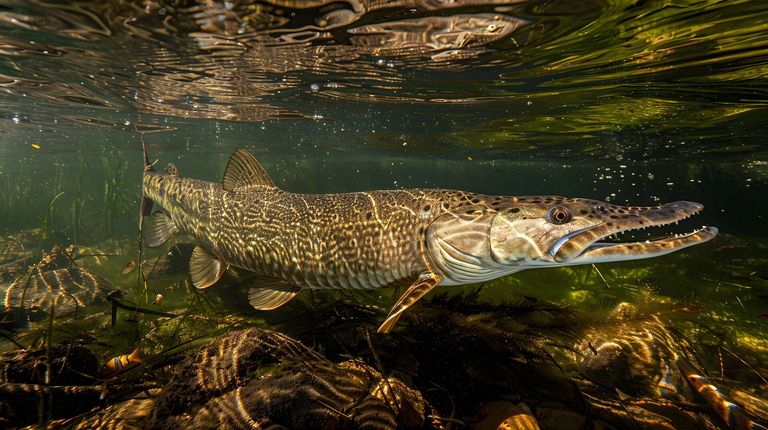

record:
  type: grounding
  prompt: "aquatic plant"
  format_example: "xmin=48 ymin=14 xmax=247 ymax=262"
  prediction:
xmin=37 ymin=192 xmax=65 ymax=249
xmin=93 ymin=151 xmax=131 ymax=245
xmin=69 ymin=151 xmax=87 ymax=245
xmin=0 ymin=156 xmax=36 ymax=234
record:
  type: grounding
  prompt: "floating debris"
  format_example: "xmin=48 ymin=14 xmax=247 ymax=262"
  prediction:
xmin=120 ymin=260 xmax=136 ymax=275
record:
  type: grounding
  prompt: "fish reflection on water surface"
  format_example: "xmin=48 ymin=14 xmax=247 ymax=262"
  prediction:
xmin=142 ymin=147 xmax=717 ymax=332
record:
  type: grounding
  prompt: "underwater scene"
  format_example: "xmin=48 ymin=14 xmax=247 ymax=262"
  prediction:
xmin=1 ymin=0 xmax=767 ymax=429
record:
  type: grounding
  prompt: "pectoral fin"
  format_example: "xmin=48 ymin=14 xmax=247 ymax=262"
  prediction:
xmin=378 ymin=272 xmax=442 ymax=333
xmin=248 ymin=276 xmax=302 ymax=310
xmin=146 ymin=211 xmax=178 ymax=247
xmin=189 ymin=246 xmax=228 ymax=289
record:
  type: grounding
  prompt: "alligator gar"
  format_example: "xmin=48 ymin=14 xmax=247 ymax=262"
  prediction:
xmin=140 ymin=147 xmax=717 ymax=333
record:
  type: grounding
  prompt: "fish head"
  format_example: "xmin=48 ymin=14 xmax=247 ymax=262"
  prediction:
xmin=489 ymin=197 xmax=718 ymax=266
xmin=426 ymin=196 xmax=717 ymax=284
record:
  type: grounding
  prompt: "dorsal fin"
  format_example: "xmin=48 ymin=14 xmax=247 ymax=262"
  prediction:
xmin=165 ymin=162 xmax=179 ymax=176
xmin=222 ymin=149 xmax=276 ymax=191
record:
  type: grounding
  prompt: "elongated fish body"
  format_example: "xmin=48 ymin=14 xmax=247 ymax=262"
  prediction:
xmin=143 ymin=172 xmax=445 ymax=290
xmin=141 ymin=149 xmax=718 ymax=332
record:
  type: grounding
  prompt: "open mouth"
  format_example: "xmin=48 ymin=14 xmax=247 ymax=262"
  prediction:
xmin=550 ymin=201 xmax=718 ymax=263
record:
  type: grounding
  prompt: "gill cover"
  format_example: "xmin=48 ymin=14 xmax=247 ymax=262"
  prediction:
xmin=489 ymin=211 xmax=542 ymax=264
xmin=425 ymin=212 xmax=497 ymax=284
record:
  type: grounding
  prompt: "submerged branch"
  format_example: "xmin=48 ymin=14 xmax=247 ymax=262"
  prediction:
xmin=107 ymin=294 xmax=177 ymax=319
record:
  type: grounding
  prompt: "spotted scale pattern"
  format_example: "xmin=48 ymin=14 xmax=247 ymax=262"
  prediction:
xmin=143 ymin=171 xmax=501 ymax=291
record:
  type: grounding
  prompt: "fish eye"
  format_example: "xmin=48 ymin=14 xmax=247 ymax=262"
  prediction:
xmin=547 ymin=206 xmax=571 ymax=224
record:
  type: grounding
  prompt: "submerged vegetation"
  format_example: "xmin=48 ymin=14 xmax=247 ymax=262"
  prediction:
xmin=0 ymin=148 xmax=137 ymax=248
xmin=1 ymin=225 xmax=766 ymax=429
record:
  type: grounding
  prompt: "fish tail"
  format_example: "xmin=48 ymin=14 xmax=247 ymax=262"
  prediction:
xmin=139 ymin=132 xmax=154 ymax=230
xmin=128 ymin=347 xmax=142 ymax=364
xmin=128 ymin=346 xmax=144 ymax=363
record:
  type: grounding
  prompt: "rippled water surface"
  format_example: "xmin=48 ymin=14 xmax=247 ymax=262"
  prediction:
xmin=1 ymin=1 xmax=767 ymax=429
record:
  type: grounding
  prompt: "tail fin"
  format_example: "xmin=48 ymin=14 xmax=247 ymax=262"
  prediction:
xmin=128 ymin=347 xmax=142 ymax=364
xmin=139 ymin=133 xmax=154 ymax=230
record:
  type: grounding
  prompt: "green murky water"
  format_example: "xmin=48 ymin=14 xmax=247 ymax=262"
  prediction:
xmin=1 ymin=1 xmax=767 ymax=429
